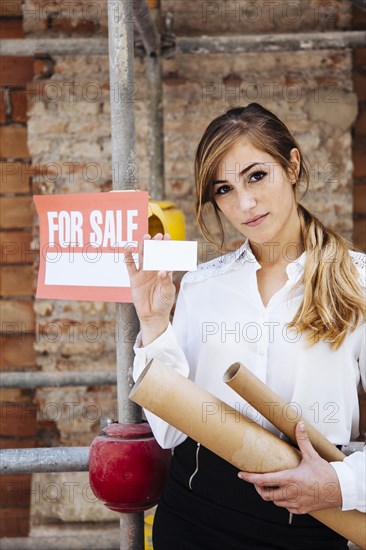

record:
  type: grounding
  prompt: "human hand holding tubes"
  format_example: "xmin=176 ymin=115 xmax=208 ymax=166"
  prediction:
xmin=238 ymin=422 xmax=343 ymax=514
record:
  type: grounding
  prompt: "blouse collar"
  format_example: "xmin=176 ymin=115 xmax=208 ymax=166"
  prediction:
xmin=183 ymin=239 xmax=306 ymax=285
xmin=240 ymin=239 xmax=306 ymax=282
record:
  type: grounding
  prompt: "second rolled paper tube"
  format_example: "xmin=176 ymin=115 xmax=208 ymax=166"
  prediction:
xmin=223 ymin=362 xmax=345 ymax=462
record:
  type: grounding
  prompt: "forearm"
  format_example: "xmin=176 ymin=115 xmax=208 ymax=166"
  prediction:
xmin=133 ymin=323 xmax=190 ymax=449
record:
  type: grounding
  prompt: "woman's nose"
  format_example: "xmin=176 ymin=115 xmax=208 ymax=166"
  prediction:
xmin=238 ymin=190 xmax=256 ymax=212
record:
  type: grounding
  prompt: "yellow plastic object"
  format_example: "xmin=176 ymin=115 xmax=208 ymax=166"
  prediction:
xmin=149 ymin=200 xmax=186 ymax=240
xmin=144 ymin=513 xmax=154 ymax=550
xmin=148 ymin=201 xmax=169 ymax=237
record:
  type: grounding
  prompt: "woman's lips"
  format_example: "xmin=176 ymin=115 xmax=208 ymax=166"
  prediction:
xmin=243 ymin=213 xmax=268 ymax=227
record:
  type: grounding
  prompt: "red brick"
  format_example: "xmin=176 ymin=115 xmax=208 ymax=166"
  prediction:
xmin=0 ymin=231 xmax=34 ymax=263
xmin=353 ymin=48 xmax=366 ymax=67
xmin=0 ymin=475 xmax=31 ymax=509
xmin=0 ymin=402 xmax=37 ymax=437
xmin=353 ymin=218 xmax=366 ymax=252
xmin=33 ymin=58 xmax=55 ymax=79
xmin=0 ymin=334 xmax=36 ymax=370
xmin=0 ymin=197 xmax=34 ymax=228
xmin=353 ymin=148 xmax=366 ymax=179
xmin=0 ymin=127 xmax=30 ymax=159
xmin=352 ymin=4 xmax=366 ymax=31
xmin=354 ymin=108 xmax=366 ymax=138
xmin=353 ymin=70 xmax=366 ymax=102
xmin=11 ymin=90 xmax=28 ymax=123
xmin=1 ymin=265 xmax=34 ymax=297
xmin=354 ymin=184 xmax=366 ymax=216
xmin=0 ymin=508 xmax=30 ymax=537
xmin=0 ymin=18 xmax=24 ymax=38
xmin=0 ymin=437 xmax=38 ymax=450
xmin=0 ymin=0 xmax=22 ymax=17
xmin=0 ymin=388 xmax=35 ymax=402
xmin=0 ymin=162 xmax=31 ymax=193
xmin=0 ymin=301 xmax=36 ymax=332
xmin=0 ymin=57 xmax=33 ymax=87
xmin=0 ymin=90 xmax=6 ymax=123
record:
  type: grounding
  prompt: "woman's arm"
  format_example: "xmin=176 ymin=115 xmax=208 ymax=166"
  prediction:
xmin=126 ymin=233 xmax=191 ymax=449
xmin=329 ymin=332 xmax=366 ymax=512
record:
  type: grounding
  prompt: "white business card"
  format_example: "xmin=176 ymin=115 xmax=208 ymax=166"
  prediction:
xmin=143 ymin=240 xmax=198 ymax=271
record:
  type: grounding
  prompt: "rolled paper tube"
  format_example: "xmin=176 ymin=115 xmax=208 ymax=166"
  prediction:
xmin=223 ymin=362 xmax=345 ymax=463
xmin=130 ymin=358 xmax=366 ymax=549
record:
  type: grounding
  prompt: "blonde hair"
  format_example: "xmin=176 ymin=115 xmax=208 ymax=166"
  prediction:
xmin=194 ymin=103 xmax=365 ymax=349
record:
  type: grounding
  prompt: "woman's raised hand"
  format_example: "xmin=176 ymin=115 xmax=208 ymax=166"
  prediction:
xmin=124 ymin=233 xmax=176 ymax=346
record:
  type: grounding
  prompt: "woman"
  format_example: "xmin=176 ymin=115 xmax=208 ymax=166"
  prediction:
xmin=125 ymin=103 xmax=365 ymax=549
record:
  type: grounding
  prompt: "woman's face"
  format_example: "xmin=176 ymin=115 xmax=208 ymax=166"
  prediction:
xmin=213 ymin=138 xmax=301 ymax=247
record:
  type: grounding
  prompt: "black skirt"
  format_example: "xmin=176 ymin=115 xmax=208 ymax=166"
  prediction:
xmin=153 ymin=437 xmax=348 ymax=550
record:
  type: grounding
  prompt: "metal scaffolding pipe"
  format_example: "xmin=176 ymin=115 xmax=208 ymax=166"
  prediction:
xmin=0 ymin=38 xmax=106 ymax=56
xmin=176 ymin=30 xmax=366 ymax=54
xmin=0 ymin=447 xmax=89 ymax=474
xmin=146 ymin=3 xmax=165 ymax=200
xmin=132 ymin=0 xmax=159 ymax=56
xmin=107 ymin=0 xmax=141 ymax=423
xmin=107 ymin=0 xmax=144 ymax=547
xmin=0 ymin=536 xmax=119 ymax=550
xmin=0 ymin=372 xmax=117 ymax=388
xmin=1 ymin=31 xmax=365 ymax=57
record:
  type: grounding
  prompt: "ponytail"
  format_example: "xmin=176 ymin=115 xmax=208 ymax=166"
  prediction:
xmin=287 ymin=205 xmax=365 ymax=349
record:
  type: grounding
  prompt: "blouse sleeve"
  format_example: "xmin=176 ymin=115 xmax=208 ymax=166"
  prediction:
xmin=329 ymin=323 xmax=366 ymax=513
xmin=132 ymin=285 xmax=191 ymax=449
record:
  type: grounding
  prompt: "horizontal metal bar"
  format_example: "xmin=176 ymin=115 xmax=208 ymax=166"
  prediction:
xmin=0 ymin=442 xmax=362 ymax=474
xmin=0 ymin=371 xmax=117 ymax=388
xmin=0 ymin=38 xmax=108 ymax=56
xmin=176 ymin=30 xmax=366 ymax=54
xmin=0 ymin=447 xmax=89 ymax=474
xmin=0 ymin=536 xmax=119 ymax=550
xmin=1 ymin=31 xmax=365 ymax=57
xmin=3 ymin=534 xmax=359 ymax=550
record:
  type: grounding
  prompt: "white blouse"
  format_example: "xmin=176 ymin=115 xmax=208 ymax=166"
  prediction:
xmin=133 ymin=240 xmax=366 ymax=513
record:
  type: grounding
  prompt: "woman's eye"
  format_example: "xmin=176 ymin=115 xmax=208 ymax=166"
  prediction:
xmin=249 ymin=170 xmax=267 ymax=182
xmin=214 ymin=184 xmax=232 ymax=196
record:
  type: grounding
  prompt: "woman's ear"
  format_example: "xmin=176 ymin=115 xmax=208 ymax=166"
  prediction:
xmin=290 ymin=148 xmax=301 ymax=184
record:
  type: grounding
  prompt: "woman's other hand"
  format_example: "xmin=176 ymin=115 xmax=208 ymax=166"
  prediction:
xmin=124 ymin=233 xmax=176 ymax=346
xmin=238 ymin=422 xmax=343 ymax=514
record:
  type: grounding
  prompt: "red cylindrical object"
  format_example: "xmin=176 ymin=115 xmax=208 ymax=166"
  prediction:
xmin=89 ymin=422 xmax=171 ymax=512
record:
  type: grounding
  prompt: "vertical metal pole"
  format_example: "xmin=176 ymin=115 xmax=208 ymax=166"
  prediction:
xmin=146 ymin=1 xmax=165 ymax=200
xmin=107 ymin=1 xmax=144 ymax=549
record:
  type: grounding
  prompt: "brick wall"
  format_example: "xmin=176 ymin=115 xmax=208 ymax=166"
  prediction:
xmin=352 ymin=4 xmax=366 ymax=251
xmin=0 ymin=1 xmax=35 ymax=537
xmin=351 ymin=2 xmax=366 ymax=445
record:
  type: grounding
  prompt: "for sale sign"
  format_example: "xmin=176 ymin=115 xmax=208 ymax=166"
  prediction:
xmin=34 ymin=191 xmax=148 ymax=302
